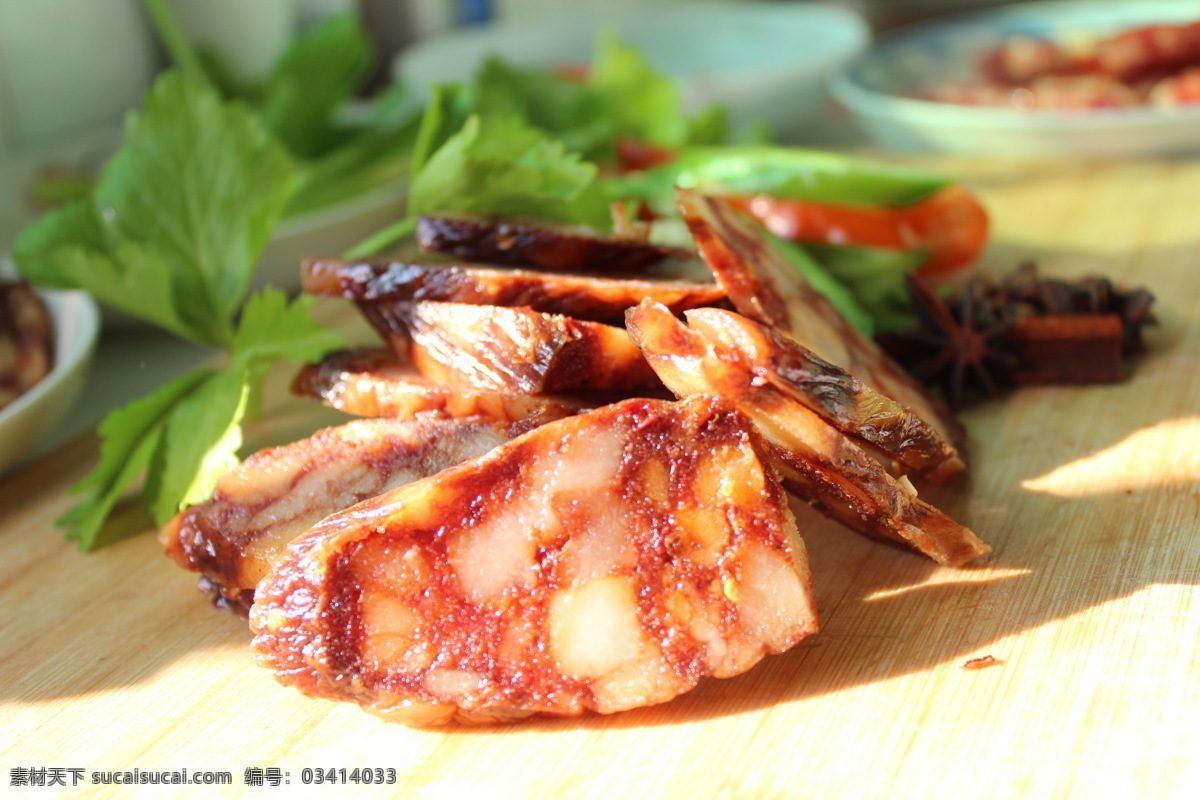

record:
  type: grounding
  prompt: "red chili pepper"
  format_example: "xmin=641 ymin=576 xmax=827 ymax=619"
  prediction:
xmin=727 ymin=184 xmax=989 ymax=277
xmin=613 ymin=136 xmax=678 ymax=172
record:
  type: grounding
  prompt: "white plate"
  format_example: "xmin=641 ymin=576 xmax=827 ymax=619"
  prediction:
xmin=0 ymin=263 xmax=99 ymax=476
xmin=394 ymin=1 xmax=869 ymax=142
xmin=829 ymin=0 xmax=1200 ymax=156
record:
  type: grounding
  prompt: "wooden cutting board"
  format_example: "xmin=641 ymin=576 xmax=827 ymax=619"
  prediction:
xmin=2 ymin=158 xmax=1198 ymax=800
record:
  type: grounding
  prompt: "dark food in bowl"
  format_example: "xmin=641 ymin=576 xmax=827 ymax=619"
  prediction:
xmin=0 ymin=281 xmax=54 ymax=412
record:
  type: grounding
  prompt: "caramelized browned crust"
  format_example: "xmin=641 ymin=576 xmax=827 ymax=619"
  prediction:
xmin=0 ymin=281 xmax=54 ymax=410
xmin=292 ymin=347 xmax=587 ymax=424
xmin=675 ymin=189 xmax=964 ymax=455
xmin=359 ymin=300 xmax=661 ymax=395
xmin=416 ymin=214 xmax=695 ymax=272
xmin=160 ymin=417 xmax=530 ymax=592
xmin=250 ymin=395 xmax=817 ymax=726
xmin=302 ymin=257 xmax=725 ymax=325
xmin=635 ymin=304 xmax=963 ymax=480
xmin=626 ymin=301 xmax=988 ymax=567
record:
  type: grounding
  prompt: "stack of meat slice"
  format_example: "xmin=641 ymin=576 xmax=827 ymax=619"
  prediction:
xmin=162 ymin=203 xmax=987 ymax=726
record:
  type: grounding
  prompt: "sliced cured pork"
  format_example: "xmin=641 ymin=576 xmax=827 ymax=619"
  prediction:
xmin=292 ymin=348 xmax=586 ymax=424
xmin=161 ymin=417 xmax=532 ymax=604
xmin=676 ymin=188 xmax=963 ymax=456
xmin=250 ymin=395 xmax=818 ymax=726
xmin=359 ymin=300 xmax=661 ymax=395
xmin=416 ymin=213 xmax=694 ymax=272
xmin=302 ymin=257 xmax=725 ymax=325
xmin=627 ymin=301 xmax=988 ymax=567
xmin=629 ymin=304 xmax=963 ymax=481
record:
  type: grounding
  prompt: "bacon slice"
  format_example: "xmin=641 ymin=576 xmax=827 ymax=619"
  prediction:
xmin=416 ymin=213 xmax=694 ymax=272
xmin=161 ymin=417 xmax=531 ymax=600
xmin=627 ymin=301 xmax=988 ymax=567
xmin=292 ymin=348 xmax=587 ymax=424
xmin=359 ymin=300 xmax=661 ymax=395
xmin=676 ymin=189 xmax=964 ymax=456
xmin=302 ymin=256 xmax=725 ymax=325
xmin=250 ymin=395 xmax=817 ymax=726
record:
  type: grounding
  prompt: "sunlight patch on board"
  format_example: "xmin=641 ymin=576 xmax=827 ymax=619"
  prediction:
xmin=1021 ymin=417 xmax=1200 ymax=497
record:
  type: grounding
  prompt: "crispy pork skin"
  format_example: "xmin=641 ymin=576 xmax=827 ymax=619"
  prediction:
xmin=250 ymin=395 xmax=817 ymax=726
xmin=676 ymin=189 xmax=963 ymax=455
xmin=292 ymin=348 xmax=586 ymax=424
xmin=359 ymin=300 xmax=661 ymax=395
xmin=161 ymin=417 xmax=531 ymax=595
xmin=415 ymin=213 xmax=694 ymax=272
xmin=302 ymin=257 xmax=725 ymax=325
xmin=627 ymin=301 xmax=988 ymax=567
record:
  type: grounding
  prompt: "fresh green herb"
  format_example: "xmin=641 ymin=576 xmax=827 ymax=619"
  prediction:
xmin=347 ymin=110 xmax=607 ymax=257
xmin=14 ymin=73 xmax=342 ymax=550
xmin=142 ymin=0 xmax=419 ymax=218
xmin=16 ymin=73 xmax=296 ymax=348
xmin=610 ymin=145 xmax=952 ymax=215
xmin=254 ymin=13 xmax=375 ymax=159
xmin=802 ymin=243 xmax=928 ymax=333
xmin=767 ymin=235 xmax=875 ymax=336
xmin=472 ymin=31 xmax=728 ymax=163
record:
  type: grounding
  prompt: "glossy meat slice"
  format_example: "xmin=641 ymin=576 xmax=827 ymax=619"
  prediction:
xmin=627 ymin=301 xmax=988 ymax=567
xmin=416 ymin=213 xmax=695 ymax=272
xmin=161 ymin=417 xmax=530 ymax=598
xmin=360 ymin=300 xmax=661 ymax=395
xmin=301 ymin=256 xmax=725 ymax=325
xmin=292 ymin=348 xmax=587 ymax=424
xmin=632 ymin=304 xmax=963 ymax=481
xmin=250 ymin=395 xmax=817 ymax=726
xmin=676 ymin=188 xmax=963 ymax=454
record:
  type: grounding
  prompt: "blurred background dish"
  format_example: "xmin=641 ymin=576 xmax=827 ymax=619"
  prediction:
xmin=829 ymin=0 xmax=1200 ymax=156
xmin=393 ymin=1 xmax=870 ymax=142
xmin=0 ymin=261 xmax=99 ymax=477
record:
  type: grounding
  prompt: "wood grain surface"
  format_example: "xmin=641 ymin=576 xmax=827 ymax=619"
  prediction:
xmin=2 ymin=158 xmax=1198 ymax=800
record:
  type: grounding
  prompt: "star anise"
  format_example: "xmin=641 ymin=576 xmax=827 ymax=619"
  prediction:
xmin=878 ymin=274 xmax=1016 ymax=410
xmin=880 ymin=263 xmax=1157 ymax=409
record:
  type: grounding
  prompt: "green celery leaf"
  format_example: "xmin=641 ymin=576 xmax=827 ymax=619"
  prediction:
xmin=410 ymin=82 xmax=477 ymax=175
xmin=474 ymin=57 xmax=615 ymax=160
xmin=588 ymin=31 xmax=690 ymax=149
xmin=233 ymin=289 xmax=345 ymax=368
xmin=803 ymin=243 xmax=928 ymax=333
xmin=99 ymin=72 xmax=297 ymax=326
xmin=767 ymin=232 xmax=875 ymax=336
xmin=58 ymin=370 xmax=211 ymax=550
xmin=470 ymin=34 xmax=726 ymax=162
xmin=285 ymin=87 xmax=421 ymax=216
xmin=13 ymin=72 xmax=298 ymax=347
xmin=257 ymin=13 xmax=374 ymax=159
xmin=148 ymin=290 xmax=342 ymax=529
xmin=149 ymin=369 xmax=249 ymax=526
xmin=14 ymin=201 xmax=203 ymax=343
xmin=409 ymin=115 xmax=608 ymax=227
xmin=233 ymin=288 xmax=345 ymax=418
xmin=685 ymin=104 xmax=732 ymax=147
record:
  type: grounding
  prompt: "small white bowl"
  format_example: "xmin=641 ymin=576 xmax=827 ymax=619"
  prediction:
xmin=255 ymin=181 xmax=409 ymax=293
xmin=394 ymin=2 xmax=869 ymax=142
xmin=0 ymin=279 xmax=99 ymax=476
xmin=829 ymin=0 xmax=1200 ymax=157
